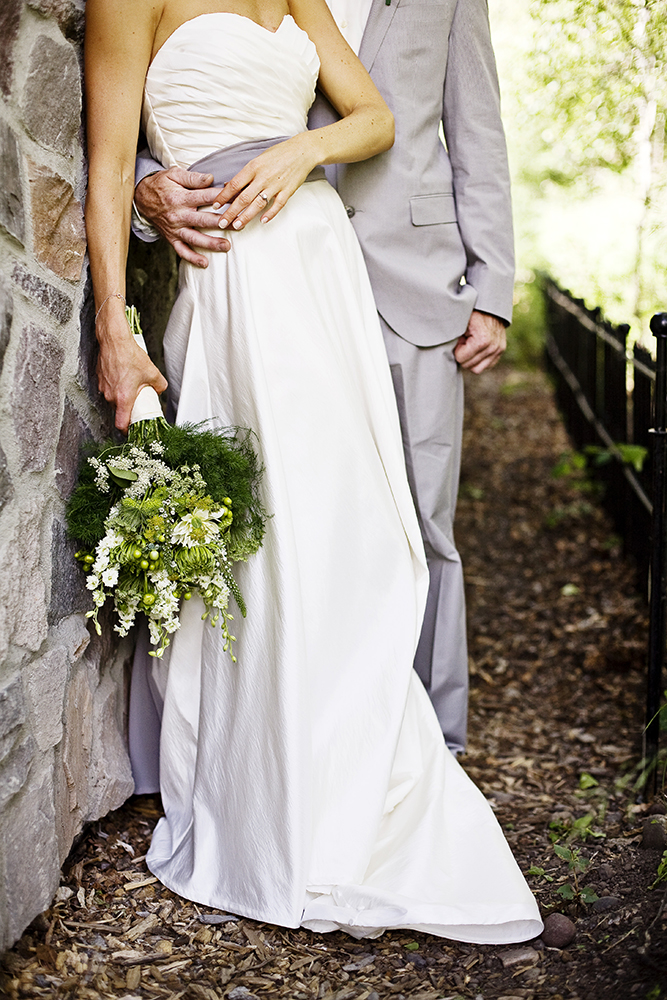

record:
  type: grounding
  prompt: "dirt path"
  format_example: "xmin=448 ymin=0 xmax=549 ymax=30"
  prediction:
xmin=2 ymin=364 xmax=666 ymax=1000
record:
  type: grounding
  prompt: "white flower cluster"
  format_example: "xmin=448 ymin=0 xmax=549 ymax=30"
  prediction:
xmin=83 ymin=444 xmax=237 ymax=658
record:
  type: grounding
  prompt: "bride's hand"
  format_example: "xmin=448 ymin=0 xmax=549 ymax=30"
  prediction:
xmin=212 ymin=134 xmax=318 ymax=231
xmin=96 ymin=307 xmax=168 ymax=434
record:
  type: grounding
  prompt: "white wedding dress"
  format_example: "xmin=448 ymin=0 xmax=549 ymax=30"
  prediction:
xmin=139 ymin=11 xmax=542 ymax=942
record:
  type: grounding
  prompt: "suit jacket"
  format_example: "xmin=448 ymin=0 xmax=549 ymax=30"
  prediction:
xmin=312 ymin=0 xmax=514 ymax=346
xmin=134 ymin=0 xmax=513 ymax=347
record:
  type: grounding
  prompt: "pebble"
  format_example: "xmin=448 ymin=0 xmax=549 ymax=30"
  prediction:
xmin=641 ymin=815 xmax=667 ymax=850
xmin=498 ymin=946 xmax=539 ymax=967
xmin=541 ymin=912 xmax=576 ymax=948
xmin=599 ymin=863 xmax=614 ymax=879
xmin=592 ymin=895 xmax=622 ymax=912
xmin=198 ymin=913 xmax=239 ymax=925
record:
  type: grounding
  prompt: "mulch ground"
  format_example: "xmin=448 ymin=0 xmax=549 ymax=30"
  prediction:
xmin=2 ymin=363 xmax=667 ymax=1000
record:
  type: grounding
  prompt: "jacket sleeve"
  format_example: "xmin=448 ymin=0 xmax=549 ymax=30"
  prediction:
xmin=443 ymin=0 xmax=514 ymax=324
xmin=130 ymin=148 xmax=164 ymax=243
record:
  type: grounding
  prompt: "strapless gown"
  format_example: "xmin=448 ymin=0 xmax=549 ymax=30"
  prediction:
xmin=139 ymin=12 xmax=542 ymax=942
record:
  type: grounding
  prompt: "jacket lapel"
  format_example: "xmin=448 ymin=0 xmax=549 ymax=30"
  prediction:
xmin=358 ymin=0 xmax=399 ymax=71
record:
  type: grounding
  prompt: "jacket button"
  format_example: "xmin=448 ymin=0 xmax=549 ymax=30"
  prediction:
xmin=345 ymin=205 xmax=355 ymax=218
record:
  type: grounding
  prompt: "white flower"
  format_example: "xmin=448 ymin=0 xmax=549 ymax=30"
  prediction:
xmin=86 ymin=575 xmax=100 ymax=591
xmin=171 ymin=508 xmax=224 ymax=548
xmin=102 ymin=567 xmax=119 ymax=587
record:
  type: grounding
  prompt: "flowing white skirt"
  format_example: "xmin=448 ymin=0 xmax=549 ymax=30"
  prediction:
xmin=141 ymin=179 xmax=542 ymax=942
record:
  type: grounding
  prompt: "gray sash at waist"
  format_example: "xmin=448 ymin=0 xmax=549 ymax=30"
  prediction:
xmin=190 ymin=136 xmax=325 ymax=187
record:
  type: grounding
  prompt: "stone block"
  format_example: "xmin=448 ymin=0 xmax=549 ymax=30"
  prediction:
xmin=0 ymin=674 xmax=26 ymax=740
xmin=0 ymin=119 xmax=25 ymax=243
xmin=11 ymin=322 xmax=65 ymax=472
xmin=641 ymin=815 xmax=667 ymax=850
xmin=1 ymin=769 xmax=59 ymax=950
xmin=25 ymin=648 xmax=69 ymax=752
xmin=0 ymin=736 xmax=35 ymax=811
xmin=0 ymin=270 xmax=13 ymax=377
xmin=26 ymin=0 xmax=85 ymax=43
xmin=0 ymin=500 xmax=49 ymax=661
xmin=27 ymin=161 xmax=86 ymax=282
xmin=12 ymin=262 xmax=73 ymax=324
xmin=61 ymin=666 xmax=92 ymax=815
xmin=50 ymin=614 xmax=90 ymax=664
xmin=55 ymin=399 xmax=91 ymax=498
xmin=0 ymin=446 xmax=14 ymax=518
xmin=86 ymin=647 xmax=134 ymax=820
xmin=0 ymin=0 xmax=22 ymax=96
xmin=22 ymin=36 xmax=81 ymax=156
xmin=49 ymin=517 xmax=90 ymax=623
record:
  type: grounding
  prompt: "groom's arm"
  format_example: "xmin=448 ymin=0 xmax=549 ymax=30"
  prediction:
xmin=133 ymin=150 xmax=231 ymax=266
xmin=443 ymin=0 xmax=514 ymax=370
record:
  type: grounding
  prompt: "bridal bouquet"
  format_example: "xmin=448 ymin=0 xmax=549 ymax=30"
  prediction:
xmin=67 ymin=307 xmax=266 ymax=658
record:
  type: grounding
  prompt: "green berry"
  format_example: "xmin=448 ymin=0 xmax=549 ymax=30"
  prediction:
xmin=140 ymin=559 xmax=149 ymax=570
xmin=183 ymin=591 xmax=192 ymax=601
xmin=142 ymin=593 xmax=155 ymax=606
xmin=133 ymin=548 xmax=142 ymax=560
xmin=149 ymin=550 xmax=159 ymax=561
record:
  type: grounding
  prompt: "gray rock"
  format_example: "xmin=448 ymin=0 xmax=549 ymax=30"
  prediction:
xmin=0 ymin=675 xmax=26 ymax=740
xmin=0 ymin=737 xmax=35 ymax=811
xmin=0 ymin=446 xmax=14 ymax=516
xmin=541 ymin=912 xmax=576 ymax=948
xmin=48 ymin=518 xmax=90 ymax=623
xmin=0 ymin=500 xmax=49 ymax=660
xmin=0 ymin=271 xmax=13 ymax=376
xmin=0 ymin=119 xmax=24 ymax=243
xmin=11 ymin=323 xmax=65 ymax=473
xmin=641 ymin=815 xmax=667 ymax=851
xmin=22 ymin=36 xmax=82 ymax=156
xmin=0 ymin=0 xmax=22 ymax=96
xmin=12 ymin=262 xmax=73 ymax=324
xmin=1 ymin=769 xmax=60 ymax=950
xmin=228 ymin=989 xmax=259 ymax=1000
xmin=26 ymin=0 xmax=85 ymax=43
xmin=498 ymin=946 xmax=539 ymax=967
xmin=55 ymin=399 xmax=90 ymax=498
xmin=592 ymin=895 xmax=622 ymax=912
xmin=24 ymin=648 xmax=69 ymax=752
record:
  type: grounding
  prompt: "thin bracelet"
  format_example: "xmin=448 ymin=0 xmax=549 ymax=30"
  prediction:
xmin=95 ymin=292 xmax=126 ymax=323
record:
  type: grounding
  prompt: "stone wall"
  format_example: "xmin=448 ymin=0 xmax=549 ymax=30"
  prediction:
xmin=0 ymin=0 xmax=176 ymax=950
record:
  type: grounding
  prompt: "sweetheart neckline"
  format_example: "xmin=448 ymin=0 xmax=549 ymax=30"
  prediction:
xmin=149 ymin=12 xmax=293 ymax=70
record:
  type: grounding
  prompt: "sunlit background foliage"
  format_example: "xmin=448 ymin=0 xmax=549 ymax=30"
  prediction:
xmin=490 ymin=0 xmax=667 ymax=353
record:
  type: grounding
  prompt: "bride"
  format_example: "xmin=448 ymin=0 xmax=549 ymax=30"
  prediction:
xmin=85 ymin=0 xmax=542 ymax=942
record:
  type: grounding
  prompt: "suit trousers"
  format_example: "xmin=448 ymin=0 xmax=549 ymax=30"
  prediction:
xmin=380 ymin=318 xmax=468 ymax=753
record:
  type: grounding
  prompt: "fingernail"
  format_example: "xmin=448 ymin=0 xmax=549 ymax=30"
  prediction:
xmin=218 ymin=218 xmax=229 ymax=229
xmin=232 ymin=220 xmax=243 ymax=230
xmin=261 ymin=216 xmax=268 ymax=224
xmin=212 ymin=202 xmax=221 ymax=210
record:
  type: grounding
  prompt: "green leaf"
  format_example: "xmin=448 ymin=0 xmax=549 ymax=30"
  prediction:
xmin=580 ymin=886 xmax=599 ymax=904
xmin=579 ymin=772 xmax=599 ymax=790
xmin=405 ymin=942 xmax=419 ymax=952
xmin=556 ymin=883 xmax=576 ymax=901
xmin=528 ymin=866 xmax=546 ymax=877
xmin=554 ymin=844 xmax=573 ymax=861
xmin=616 ymin=443 xmax=648 ymax=473
xmin=108 ymin=465 xmax=139 ymax=489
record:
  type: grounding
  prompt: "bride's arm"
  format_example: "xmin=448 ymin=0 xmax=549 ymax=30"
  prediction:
xmin=85 ymin=0 xmax=168 ymax=432
xmin=213 ymin=0 xmax=394 ymax=231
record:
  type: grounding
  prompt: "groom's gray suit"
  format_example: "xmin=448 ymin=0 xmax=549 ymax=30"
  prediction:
xmin=133 ymin=0 xmax=513 ymax=754
xmin=313 ymin=0 xmax=513 ymax=751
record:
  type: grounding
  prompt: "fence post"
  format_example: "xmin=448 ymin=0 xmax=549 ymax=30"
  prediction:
xmin=646 ymin=312 xmax=667 ymax=792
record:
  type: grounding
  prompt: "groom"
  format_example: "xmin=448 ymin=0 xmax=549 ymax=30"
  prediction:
xmin=132 ymin=0 xmax=513 ymax=755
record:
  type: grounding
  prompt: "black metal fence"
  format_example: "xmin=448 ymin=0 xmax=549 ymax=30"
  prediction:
xmin=543 ymin=277 xmax=667 ymax=784
xmin=543 ymin=277 xmax=654 ymax=585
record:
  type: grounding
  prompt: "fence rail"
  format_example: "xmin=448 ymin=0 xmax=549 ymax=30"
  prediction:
xmin=543 ymin=278 xmax=654 ymax=580
xmin=543 ymin=277 xmax=666 ymax=788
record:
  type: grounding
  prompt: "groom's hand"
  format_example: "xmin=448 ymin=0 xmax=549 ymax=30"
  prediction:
xmin=454 ymin=310 xmax=506 ymax=373
xmin=135 ymin=167 xmax=231 ymax=268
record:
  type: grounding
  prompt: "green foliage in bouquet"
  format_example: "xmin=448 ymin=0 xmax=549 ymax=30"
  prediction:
xmin=66 ymin=308 xmax=267 ymax=658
